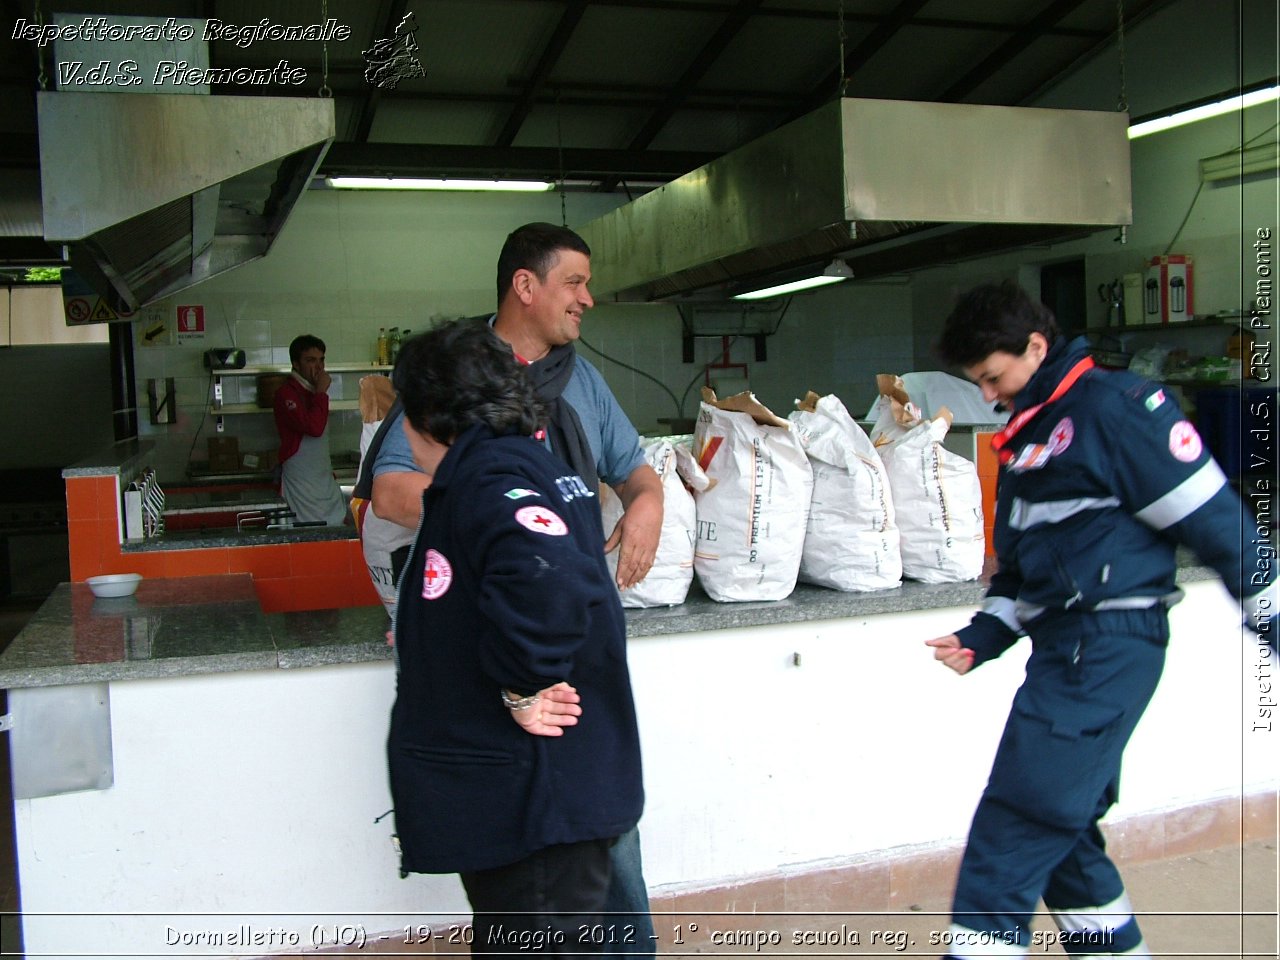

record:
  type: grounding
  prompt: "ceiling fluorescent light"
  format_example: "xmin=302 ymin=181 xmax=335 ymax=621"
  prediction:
xmin=325 ymin=176 xmax=554 ymax=192
xmin=734 ymin=259 xmax=853 ymax=301
xmin=1129 ymin=84 xmax=1280 ymax=139
xmin=1199 ymin=141 xmax=1280 ymax=182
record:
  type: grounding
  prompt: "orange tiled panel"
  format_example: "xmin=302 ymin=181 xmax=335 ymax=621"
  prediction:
xmin=120 ymin=554 xmax=167 ymax=578
xmin=96 ymin=476 xmax=121 ymax=521
xmin=65 ymin=478 xmax=100 ymax=522
xmin=290 ymin=539 xmax=355 ymax=578
xmin=975 ymin=431 xmax=1000 ymax=477
xmin=228 ymin=543 xmax=292 ymax=580
xmin=161 ymin=549 xmax=231 ymax=578
xmin=67 ymin=519 xmax=101 ymax=581
xmin=254 ymin=578 xmax=296 ymax=613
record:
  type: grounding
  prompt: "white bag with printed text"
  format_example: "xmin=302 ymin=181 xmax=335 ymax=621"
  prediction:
xmin=600 ymin=439 xmax=696 ymax=607
xmin=789 ymin=392 xmax=901 ymax=591
xmin=870 ymin=376 xmax=984 ymax=583
xmin=681 ymin=390 xmax=813 ymax=602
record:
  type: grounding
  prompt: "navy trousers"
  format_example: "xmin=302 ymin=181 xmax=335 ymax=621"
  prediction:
xmin=947 ymin=614 xmax=1167 ymax=958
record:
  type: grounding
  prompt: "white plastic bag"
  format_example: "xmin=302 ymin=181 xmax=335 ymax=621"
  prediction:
xmin=682 ymin=390 xmax=813 ymax=602
xmin=600 ymin=439 xmax=695 ymax=607
xmin=876 ymin=412 xmax=984 ymax=583
xmin=788 ymin=392 xmax=902 ymax=591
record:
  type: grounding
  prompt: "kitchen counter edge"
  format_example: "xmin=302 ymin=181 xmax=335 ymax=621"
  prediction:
xmin=0 ymin=564 xmax=1219 ymax=690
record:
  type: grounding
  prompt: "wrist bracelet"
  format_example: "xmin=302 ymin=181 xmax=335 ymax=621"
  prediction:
xmin=501 ymin=689 xmax=541 ymax=712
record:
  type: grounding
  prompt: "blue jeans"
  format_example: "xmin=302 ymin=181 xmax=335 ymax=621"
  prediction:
xmin=604 ymin=826 xmax=655 ymax=958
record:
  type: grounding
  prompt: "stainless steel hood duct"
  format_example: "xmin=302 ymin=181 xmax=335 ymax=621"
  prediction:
xmin=38 ymin=90 xmax=334 ymax=313
xmin=579 ymin=98 xmax=1132 ymax=301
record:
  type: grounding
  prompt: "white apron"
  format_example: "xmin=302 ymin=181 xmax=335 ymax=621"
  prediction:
xmin=281 ymin=428 xmax=347 ymax=525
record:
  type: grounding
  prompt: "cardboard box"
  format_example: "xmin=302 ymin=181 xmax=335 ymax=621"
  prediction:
xmin=207 ymin=436 xmax=240 ymax=473
xmin=240 ymin=449 xmax=279 ymax=472
xmin=1144 ymin=255 xmax=1194 ymax=323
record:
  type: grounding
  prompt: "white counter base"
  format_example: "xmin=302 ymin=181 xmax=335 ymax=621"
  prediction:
xmin=14 ymin=580 xmax=1277 ymax=957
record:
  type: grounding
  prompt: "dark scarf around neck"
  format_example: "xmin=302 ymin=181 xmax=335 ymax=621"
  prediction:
xmin=526 ymin=343 xmax=599 ymax=491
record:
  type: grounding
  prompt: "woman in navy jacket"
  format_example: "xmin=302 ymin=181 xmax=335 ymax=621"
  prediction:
xmin=926 ymin=282 xmax=1274 ymax=960
xmin=387 ymin=318 xmax=644 ymax=955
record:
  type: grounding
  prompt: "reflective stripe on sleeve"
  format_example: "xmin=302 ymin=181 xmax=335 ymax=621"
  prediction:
xmin=1092 ymin=595 xmax=1166 ymax=611
xmin=1015 ymin=599 xmax=1047 ymax=623
xmin=1007 ymin=496 xmax=1121 ymax=531
xmin=981 ymin=595 xmax=1023 ymax=634
xmin=1132 ymin=459 xmax=1226 ymax=531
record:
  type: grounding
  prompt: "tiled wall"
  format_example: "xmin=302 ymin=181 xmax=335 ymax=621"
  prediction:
xmin=65 ymin=474 xmax=380 ymax=612
xmin=129 ymin=189 xmax=920 ymax=484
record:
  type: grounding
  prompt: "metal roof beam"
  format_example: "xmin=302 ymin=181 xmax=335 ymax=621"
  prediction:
xmin=349 ymin=0 xmax=411 ymax=143
xmin=623 ymin=0 xmax=762 ymax=152
xmin=936 ymin=0 xmax=1090 ymax=102
xmin=796 ymin=0 xmax=931 ymax=117
xmin=494 ymin=0 xmax=589 ymax=148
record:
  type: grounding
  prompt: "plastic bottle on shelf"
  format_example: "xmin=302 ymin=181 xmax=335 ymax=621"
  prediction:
xmin=389 ymin=327 xmax=402 ymax=366
xmin=376 ymin=327 xmax=389 ymax=366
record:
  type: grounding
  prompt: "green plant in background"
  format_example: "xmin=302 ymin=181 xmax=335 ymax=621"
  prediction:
xmin=25 ymin=267 xmax=63 ymax=282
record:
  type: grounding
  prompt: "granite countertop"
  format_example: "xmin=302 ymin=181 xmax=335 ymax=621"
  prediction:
xmin=123 ymin=523 xmax=358 ymax=552
xmin=0 ymin=560 xmax=1219 ymax=690
xmin=62 ymin=439 xmax=155 ymax=479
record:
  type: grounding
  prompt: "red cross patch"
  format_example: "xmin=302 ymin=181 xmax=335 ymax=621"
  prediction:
xmin=1047 ymin=416 xmax=1074 ymax=455
xmin=1168 ymin=420 xmax=1203 ymax=463
xmin=514 ymin=505 xmax=569 ymax=536
xmin=422 ymin=549 xmax=453 ymax=600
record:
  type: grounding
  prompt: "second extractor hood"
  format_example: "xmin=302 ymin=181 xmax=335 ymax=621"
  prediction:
xmin=38 ymin=90 xmax=335 ymax=313
xmin=579 ymin=97 xmax=1132 ymax=301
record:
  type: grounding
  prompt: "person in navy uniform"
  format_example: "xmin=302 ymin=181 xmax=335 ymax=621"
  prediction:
xmin=387 ymin=318 xmax=644 ymax=956
xmin=925 ymin=281 xmax=1276 ymax=959
xmin=370 ymin=223 xmax=661 ymax=956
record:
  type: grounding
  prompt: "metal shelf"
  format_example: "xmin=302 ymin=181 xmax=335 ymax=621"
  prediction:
xmin=211 ymin=399 xmax=362 ymax=415
xmin=1094 ymin=316 xmax=1253 ymax=333
xmin=210 ymin=363 xmax=391 ymax=376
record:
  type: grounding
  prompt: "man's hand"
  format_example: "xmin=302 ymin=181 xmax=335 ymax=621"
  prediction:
xmin=926 ymin=634 xmax=975 ymax=675
xmin=604 ymin=464 xmax=663 ymax=589
xmin=314 ymin=369 xmax=333 ymax=394
xmin=507 ymin=682 xmax=583 ymax=737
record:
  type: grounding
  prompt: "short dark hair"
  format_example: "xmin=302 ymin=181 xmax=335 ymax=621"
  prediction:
xmin=288 ymin=334 xmax=326 ymax=365
xmin=936 ymin=281 xmax=1061 ymax=367
xmin=495 ymin=222 xmax=591 ymax=306
xmin=393 ymin=318 xmax=543 ymax=442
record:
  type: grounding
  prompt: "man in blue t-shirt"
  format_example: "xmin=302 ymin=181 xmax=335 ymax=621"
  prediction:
xmin=371 ymin=222 xmax=662 ymax=957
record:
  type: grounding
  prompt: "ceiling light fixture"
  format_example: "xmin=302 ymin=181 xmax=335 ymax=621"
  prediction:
xmin=1128 ymin=84 xmax=1280 ymax=139
xmin=733 ymin=259 xmax=854 ymax=301
xmin=325 ymin=176 xmax=554 ymax=192
xmin=1199 ymin=141 xmax=1280 ymax=182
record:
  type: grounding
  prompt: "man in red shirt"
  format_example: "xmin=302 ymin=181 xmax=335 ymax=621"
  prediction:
xmin=274 ymin=334 xmax=347 ymax=525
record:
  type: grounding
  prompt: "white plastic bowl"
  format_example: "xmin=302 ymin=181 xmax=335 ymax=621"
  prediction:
xmin=86 ymin=573 xmax=143 ymax=598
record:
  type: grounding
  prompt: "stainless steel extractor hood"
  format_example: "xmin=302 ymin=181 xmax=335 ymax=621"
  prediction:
xmin=38 ymin=90 xmax=334 ymax=313
xmin=579 ymin=97 xmax=1132 ymax=301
